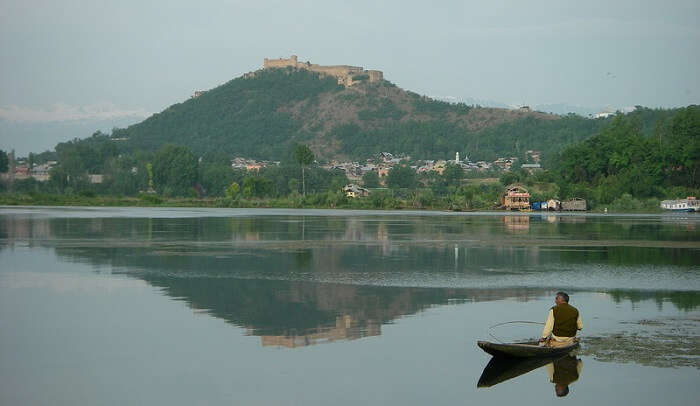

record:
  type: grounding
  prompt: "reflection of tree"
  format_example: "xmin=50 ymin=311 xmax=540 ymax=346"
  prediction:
xmin=3 ymin=214 xmax=698 ymax=274
xmin=607 ymin=290 xmax=700 ymax=312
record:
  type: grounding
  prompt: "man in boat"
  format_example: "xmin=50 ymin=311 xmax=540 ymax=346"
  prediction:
xmin=538 ymin=291 xmax=583 ymax=348
xmin=546 ymin=355 xmax=583 ymax=397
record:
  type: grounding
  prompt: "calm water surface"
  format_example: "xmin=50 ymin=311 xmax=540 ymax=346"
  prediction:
xmin=1 ymin=207 xmax=699 ymax=405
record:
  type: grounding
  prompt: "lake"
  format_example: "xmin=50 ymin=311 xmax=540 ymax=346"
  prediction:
xmin=1 ymin=207 xmax=698 ymax=405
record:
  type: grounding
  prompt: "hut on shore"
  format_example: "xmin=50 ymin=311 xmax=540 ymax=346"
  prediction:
xmin=547 ymin=199 xmax=561 ymax=211
xmin=561 ymin=198 xmax=587 ymax=211
xmin=502 ymin=185 xmax=530 ymax=210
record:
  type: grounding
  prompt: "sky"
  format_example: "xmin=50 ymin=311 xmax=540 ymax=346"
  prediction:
xmin=1 ymin=0 xmax=699 ymax=154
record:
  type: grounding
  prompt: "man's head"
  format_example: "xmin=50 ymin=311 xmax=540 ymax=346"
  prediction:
xmin=555 ymin=291 xmax=570 ymax=305
xmin=555 ymin=384 xmax=570 ymax=397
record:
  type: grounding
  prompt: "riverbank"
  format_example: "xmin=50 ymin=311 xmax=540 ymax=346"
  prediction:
xmin=0 ymin=192 xmax=672 ymax=214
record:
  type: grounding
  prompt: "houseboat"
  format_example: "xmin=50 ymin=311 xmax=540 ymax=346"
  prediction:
xmin=660 ymin=197 xmax=699 ymax=212
xmin=501 ymin=185 xmax=530 ymax=211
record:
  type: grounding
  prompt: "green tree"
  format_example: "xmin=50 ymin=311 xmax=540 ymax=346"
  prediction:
xmin=442 ymin=163 xmax=463 ymax=187
xmin=362 ymin=171 xmax=380 ymax=188
xmin=295 ymin=144 xmax=314 ymax=196
xmin=386 ymin=165 xmax=417 ymax=189
xmin=225 ymin=182 xmax=240 ymax=199
xmin=242 ymin=176 xmax=273 ymax=198
xmin=146 ymin=163 xmax=154 ymax=190
xmin=151 ymin=145 xmax=198 ymax=196
xmin=288 ymin=178 xmax=299 ymax=194
xmin=200 ymin=164 xmax=234 ymax=197
xmin=103 ymin=156 xmax=145 ymax=196
xmin=0 ymin=150 xmax=8 ymax=173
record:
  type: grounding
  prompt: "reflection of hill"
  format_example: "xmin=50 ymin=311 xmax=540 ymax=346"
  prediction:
xmin=1 ymin=213 xmax=699 ymax=347
xmin=135 ymin=272 xmax=546 ymax=346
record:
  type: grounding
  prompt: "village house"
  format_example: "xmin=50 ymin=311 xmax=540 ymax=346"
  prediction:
xmin=432 ymin=160 xmax=447 ymax=175
xmin=526 ymin=150 xmax=541 ymax=163
xmin=12 ymin=166 xmax=30 ymax=180
xmin=377 ymin=167 xmax=390 ymax=177
xmin=417 ymin=160 xmax=435 ymax=174
xmin=360 ymin=163 xmax=377 ymax=174
xmin=343 ymin=184 xmax=370 ymax=198
xmin=30 ymin=163 xmax=53 ymax=182
xmin=493 ymin=157 xmax=518 ymax=171
xmin=231 ymin=157 xmax=274 ymax=171
xmin=475 ymin=161 xmax=491 ymax=171
xmin=521 ymin=163 xmax=542 ymax=174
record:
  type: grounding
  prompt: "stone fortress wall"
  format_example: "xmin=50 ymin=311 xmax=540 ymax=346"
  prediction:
xmin=263 ymin=55 xmax=383 ymax=87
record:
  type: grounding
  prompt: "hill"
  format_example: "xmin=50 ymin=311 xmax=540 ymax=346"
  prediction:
xmin=112 ymin=67 xmax=607 ymax=161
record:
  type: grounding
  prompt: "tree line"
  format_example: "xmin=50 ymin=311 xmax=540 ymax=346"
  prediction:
xmin=1 ymin=105 xmax=697 ymax=212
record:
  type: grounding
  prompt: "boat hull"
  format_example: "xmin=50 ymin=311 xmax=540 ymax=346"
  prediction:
xmin=477 ymin=340 xmax=579 ymax=358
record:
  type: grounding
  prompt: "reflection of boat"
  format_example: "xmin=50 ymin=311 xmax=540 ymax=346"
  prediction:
xmin=477 ymin=354 xmax=566 ymax=387
xmin=477 ymin=340 xmax=579 ymax=358
xmin=502 ymin=215 xmax=530 ymax=232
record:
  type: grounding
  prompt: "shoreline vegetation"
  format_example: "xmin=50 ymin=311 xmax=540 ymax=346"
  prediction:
xmin=1 ymin=105 xmax=697 ymax=214
xmin=0 ymin=191 xmax=672 ymax=213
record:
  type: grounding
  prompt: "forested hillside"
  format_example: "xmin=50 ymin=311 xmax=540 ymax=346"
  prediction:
xmin=551 ymin=105 xmax=699 ymax=206
xmin=4 ymin=66 xmax=697 ymax=210
xmin=112 ymin=67 xmax=608 ymax=161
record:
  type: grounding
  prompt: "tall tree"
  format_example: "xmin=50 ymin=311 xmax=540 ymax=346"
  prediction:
xmin=0 ymin=150 xmax=8 ymax=173
xmin=152 ymin=145 xmax=198 ymax=196
xmin=362 ymin=170 xmax=380 ymax=188
xmin=295 ymin=144 xmax=314 ymax=196
xmin=386 ymin=165 xmax=417 ymax=189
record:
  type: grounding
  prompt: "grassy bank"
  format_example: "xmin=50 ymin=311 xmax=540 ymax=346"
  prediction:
xmin=0 ymin=191 xmax=670 ymax=213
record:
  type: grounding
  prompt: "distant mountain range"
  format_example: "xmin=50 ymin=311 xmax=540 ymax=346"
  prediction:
xmin=0 ymin=115 xmax=145 ymax=156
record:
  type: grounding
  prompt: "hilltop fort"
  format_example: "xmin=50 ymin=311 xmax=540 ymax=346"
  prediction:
xmin=263 ymin=55 xmax=383 ymax=87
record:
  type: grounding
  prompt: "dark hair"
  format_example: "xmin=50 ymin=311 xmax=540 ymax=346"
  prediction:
xmin=555 ymin=385 xmax=570 ymax=397
xmin=556 ymin=291 xmax=570 ymax=303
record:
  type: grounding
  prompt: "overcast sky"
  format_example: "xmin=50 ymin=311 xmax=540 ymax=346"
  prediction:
xmin=1 ymin=0 xmax=698 ymax=143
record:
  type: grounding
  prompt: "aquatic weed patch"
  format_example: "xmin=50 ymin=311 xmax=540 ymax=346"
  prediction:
xmin=580 ymin=318 xmax=700 ymax=368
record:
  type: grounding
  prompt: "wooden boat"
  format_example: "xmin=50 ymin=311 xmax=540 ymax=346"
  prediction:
xmin=477 ymin=340 xmax=579 ymax=358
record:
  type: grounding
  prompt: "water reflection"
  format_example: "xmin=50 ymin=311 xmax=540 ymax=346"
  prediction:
xmin=132 ymin=275 xmax=545 ymax=345
xmin=478 ymin=354 xmax=583 ymax=398
xmin=503 ymin=215 xmax=530 ymax=232
xmin=3 ymin=214 xmax=698 ymax=270
xmin=1 ymin=210 xmax=699 ymax=348
xmin=547 ymin=355 xmax=583 ymax=397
